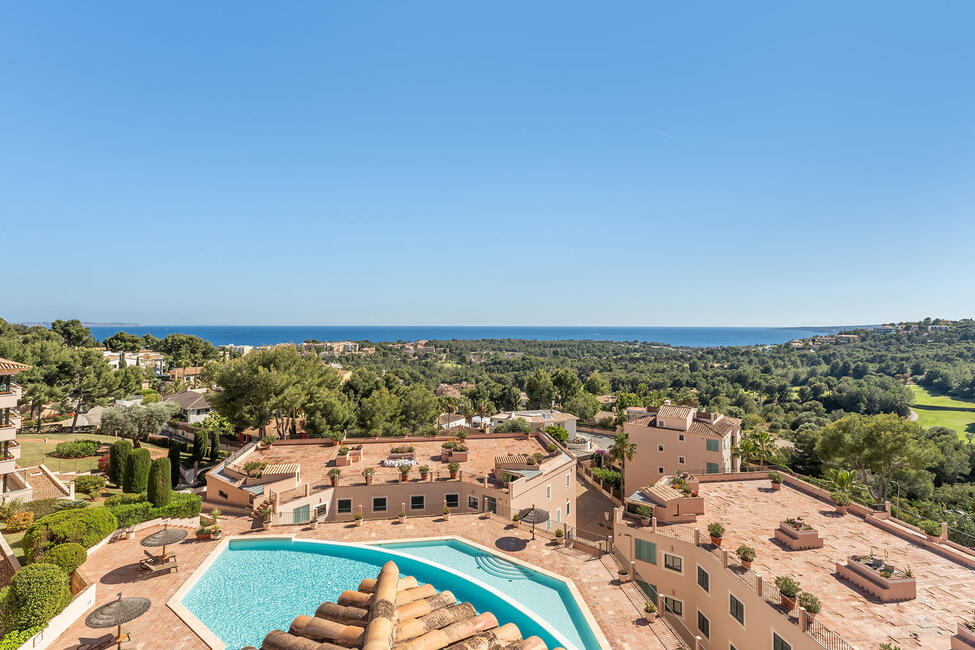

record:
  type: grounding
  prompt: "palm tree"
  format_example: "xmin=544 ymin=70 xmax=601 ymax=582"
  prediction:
xmin=750 ymin=431 xmax=779 ymax=467
xmin=609 ymin=432 xmax=637 ymax=494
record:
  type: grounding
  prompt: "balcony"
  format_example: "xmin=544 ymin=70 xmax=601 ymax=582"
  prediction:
xmin=0 ymin=384 xmax=21 ymax=410
xmin=0 ymin=416 xmax=21 ymax=442
xmin=0 ymin=456 xmax=15 ymax=475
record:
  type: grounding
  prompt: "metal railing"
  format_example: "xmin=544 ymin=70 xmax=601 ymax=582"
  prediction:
xmin=660 ymin=599 xmax=698 ymax=649
xmin=806 ymin=618 xmax=856 ymax=650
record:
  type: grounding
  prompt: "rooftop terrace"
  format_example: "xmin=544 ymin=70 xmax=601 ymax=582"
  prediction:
xmin=665 ymin=478 xmax=975 ymax=649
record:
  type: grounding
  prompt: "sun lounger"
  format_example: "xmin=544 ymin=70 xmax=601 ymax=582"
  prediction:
xmin=140 ymin=557 xmax=178 ymax=579
xmin=78 ymin=631 xmax=130 ymax=649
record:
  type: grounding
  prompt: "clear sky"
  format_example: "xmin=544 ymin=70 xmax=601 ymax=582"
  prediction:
xmin=2 ymin=2 xmax=973 ymax=327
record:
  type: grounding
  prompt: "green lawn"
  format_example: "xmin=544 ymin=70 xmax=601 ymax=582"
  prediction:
xmin=3 ymin=531 xmax=25 ymax=563
xmin=909 ymin=385 xmax=975 ymax=438
xmin=15 ymin=432 xmax=168 ymax=474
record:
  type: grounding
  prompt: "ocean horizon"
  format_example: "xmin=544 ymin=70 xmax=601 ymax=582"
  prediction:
xmin=84 ymin=324 xmax=861 ymax=348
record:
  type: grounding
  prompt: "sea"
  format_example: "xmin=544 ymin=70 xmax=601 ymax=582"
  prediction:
xmin=85 ymin=325 xmax=857 ymax=348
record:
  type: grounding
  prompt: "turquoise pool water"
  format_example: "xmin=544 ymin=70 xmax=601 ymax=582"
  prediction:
xmin=379 ymin=539 xmax=599 ymax=650
xmin=180 ymin=538 xmax=588 ymax=650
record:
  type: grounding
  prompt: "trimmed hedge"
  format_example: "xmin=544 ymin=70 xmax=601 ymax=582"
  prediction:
xmin=123 ymin=448 xmax=151 ymax=494
xmin=23 ymin=508 xmax=118 ymax=563
xmin=147 ymin=458 xmax=172 ymax=507
xmin=107 ymin=492 xmax=202 ymax=528
xmin=0 ymin=624 xmax=46 ymax=649
xmin=39 ymin=543 xmax=86 ymax=574
xmin=0 ymin=564 xmax=71 ymax=634
xmin=108 ymin=502 xmax=153 ymax=528
xmin=103 ymin=493 xmax=143 ymax=507
xmin=108 ymin=439 xmax=132 ymax=486
xmin=52 ymin=439 xmax=100 ymax=459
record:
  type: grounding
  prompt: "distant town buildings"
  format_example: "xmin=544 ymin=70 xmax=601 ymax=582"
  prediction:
xmin=169 ymin=366 xmax=204 ymax=385
xmin=489 ymin=410 xmax=578 ymax=436
xmin=102 ymin=349 xmax=166 ymax=375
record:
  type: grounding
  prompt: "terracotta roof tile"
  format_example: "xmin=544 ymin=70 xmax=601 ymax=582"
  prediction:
xmin=0 ymin=358 xmax=30 ymax=375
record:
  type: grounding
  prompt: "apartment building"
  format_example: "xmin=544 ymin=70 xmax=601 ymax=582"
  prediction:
xmin=613 ymin=473 xmax=975 ymax=650
xmin=102 ymin=349 xmax=166 ymax=375
xmin=622 ymin=404 xmax=741 ymax=494
xmin=0 ymin=358 xmax=29 ymax=499
xmin=490 ymin=410 xmax=578 ymax=436
xmin=205 ymin=430 xmax=578 ymax=532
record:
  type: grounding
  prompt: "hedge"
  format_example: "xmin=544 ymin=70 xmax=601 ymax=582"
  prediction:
xmin=108 ymin=439 xmax=132 ymax=486
xmin=107 ymin=492 xmax=202 ymax=528
xmin=52 ymin=439 xmax=100 ymax=459
xmin=0 ymin=564 xmax=71 ymax=634
xmin=23 ymin=508 xmax=118 ymax=563
xmin=39 ymin=543 xmax=86 ymax=574
xmin=147 ymin=458 xmax=172 ymax=507
xmin=107 ymin=502 xmax=153 ymax=528
xmin=123 ymin=448 xmax=151 ymax=494
xmin=0 ymin=624 xmax=46 ymax=649
xmin=103 ymin=493 xmax=143 ymax=507
xmin=74 ymin=475 xmax=106 ymax=499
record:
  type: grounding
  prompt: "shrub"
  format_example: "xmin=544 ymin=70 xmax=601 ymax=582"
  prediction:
xmin=26 ymin=499 xmax=86 ymax=520
xmin=774 ymin=576 xmax=801 ymax=598
xmin=103 ymin=493 xmax=143 ymax=507
xmin=362 ymin=467 xmax=375 ymax=478
xmin=768 ymin=471 xmax=783 ymax=484
xmin=554 ymin=528 xmax=564 ymax=538
xmin=0 ymin=625 xmax=46 ymax=649
xmin=590 ymin=467 xmax=621 ymax=487
xmin=262 ymin=435 xmax=275 ymax=446
xmin=735 ymin=545 xmax=756 ymax=562
xmin=338 ymin=446 xmax=349 ymax=455
xmin=23 ymin=507 xmax=118 ymax=563
xmin=798 ymin=592 xmax=821 ymax=614
xmin=4 ymin=512 xmax=34 ymax=533
xmin=353 ymin=513 xmax=363 ymax=520
xmin=919 ymin=520 xmax=942 ymax=537
xmin=147 ymin=458 xmax=172 ymax=507
xmin=107 ymin=502 xmax=153 ymax=528
xmin=96 ymin=453 xmax=110 ymax=475
xmin=707 ymin=522 xmax=725 ymax=539
xmin=398 ymin=465 xmax=411 ymax=477
xmin=75 ymin=475 xmax=106 ymax=499
xmin=108 ymin=440 xmax=132 ymax=486
xmin=635 ymin=505 xmax=653 ymax=519
xmin=53 ymin=439 xmax=101 ymax=458
xmin=495 ymin=418 xmax=529 ymax=433
xmin=830 ymin=491 xmax=851 ymax=507
xmin=644 ymin=601 xmax=656 ymax=614
xmin=39 ymin=543 xmax=86 ymax=574
xmin=0 ymin=564 xmax=71 ymax=634
xmin=152 ymin=493 xmax=202 ymax=520
xmin=544 ymin=425 xmax=568 ymax=444
xmin=123 ymin=448 xmax=151 ymax=493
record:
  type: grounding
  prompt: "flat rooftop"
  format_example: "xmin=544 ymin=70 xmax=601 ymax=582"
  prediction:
xmin=692 ymin=479 xmax=975 ymax=649
xmin=249 ymin=435 xmax=554 ymax=490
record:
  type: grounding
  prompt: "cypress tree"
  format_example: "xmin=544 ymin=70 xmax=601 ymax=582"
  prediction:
xmin=147 ymin=457 xmax=172 ymax=506
xmin=209 ymin=431 xmax=220 ymax=462
xmin=193 ymin=430 xmax=206 ymax=460
xmin=168 ymin=445 xmax=182 ymax=488
xmin=108 ymin=439 xmax=132 ymax=487
xmin=123 ymin=448 xmax=151 ymax=493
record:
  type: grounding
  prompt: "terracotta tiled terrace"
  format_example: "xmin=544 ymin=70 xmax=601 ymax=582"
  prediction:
xmin=252 ymin=435 xmax=554 ymax=489
xmin=55 ymin=514 xmax=668 ymax=650
xmin=683 ymin=479 xmax=975 ymax=649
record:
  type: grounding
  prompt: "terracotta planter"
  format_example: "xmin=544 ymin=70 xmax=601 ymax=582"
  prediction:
xmin=330 ymin=478 xmax=339 ymax=487
xmin=420 ymin=473 xmax=428 ymax=481
xmin=771 ymin=482 xmax=782 ymax=491
xmin=643 ymin=612 xmax=656 ymax=624
xmin=741 ymin=559 xmax=752 ymax=570
xmin=780 ymin=594 xmax=796 ymax=611
xmin=196 ymin=533 xmax=211 ymax=541
xmin=640 ymin=517 xmax=651 ymax=527
xmin=835 ymin=505 xmax=848 ymax=515
xmin=449 ymin=471 xmax=458 ymax=479
xmin=710 ymin=536 xmax=723 ymax=547
xmin=365 ymin=476 xmax=373 ymax=485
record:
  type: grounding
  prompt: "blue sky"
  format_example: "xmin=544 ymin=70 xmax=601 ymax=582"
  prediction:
xmin=2 ymin=2 xmax=973 ymax=327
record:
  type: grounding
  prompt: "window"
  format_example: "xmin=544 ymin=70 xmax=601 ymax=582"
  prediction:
xmin=730 ymin=594 xmax=745 ymax=625
xmin=556 ymin=508 xmax=561 ymax=523
xmin=663 ymin=597 xmax=682 ymax=617
xmin=697 ymin=566 xmax=709 ymax=592
xmin=468 ymin=496 xmax=479 ymax=510
xmin=706 ymin=462 xmax=720 ymax=474
xmin=565 ymin=500 xmax=570 ymax=516
xmin=658 ymin=466 xmax=664 ymax=474
xmin=730 ymin=646 xmax=738 ymax=650
xmin=773 ymin=634 xmax=792 ymax=650
xmin=634 ymin=538 xmax=657 ymax=564
xmin=372 ymin=497 xmax=387 ymax=512
xmin=657 ymin=444 xmax=664 ymax=452
xmin=697 ymin=611 xmax=710 ymax=639
xmin=545 ymin=485 xmax=551 ymax=501
xmin=663 ymin=553 xmax=682 ymax=573
xmin=678 ymin=434 xmax=685 ymax=441
xmin=410 ymin=495 xmax=425 ymax=511
xmin=706 ymin=439 xmax=720 ymax=452
xmin=678 ymin=456 xmax=686 ymax=465
xmin=218 ymin=490 xmax=228 ymax=500
xmin=337 ymin=498 xmax=352 ymax=514
xmin=565 ymin=473 xmax=570 ymax=488
xmin=444 ymin=494 xmax=459 ymax=508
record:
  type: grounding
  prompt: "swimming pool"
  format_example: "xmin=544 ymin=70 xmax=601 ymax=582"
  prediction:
xmin=177 ymin=537 xmax=599 ymax=650
xmin=378 ymin=538 xmax=602 ymax=650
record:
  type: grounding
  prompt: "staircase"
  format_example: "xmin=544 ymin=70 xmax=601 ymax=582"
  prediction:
xmin=473 ymin=553 xmax=532 ymax=580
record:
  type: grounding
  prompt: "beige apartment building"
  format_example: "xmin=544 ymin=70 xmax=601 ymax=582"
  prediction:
xmin=205 ymin=429 xmax=578 ymax=533
xmin=613 ymin=472 xmax=975 ymax=650
xmin=489 ymin=410 xmax=578 ymax=436
xmin=623 ymin=404 xmax=740 ymax=494
xmin=0 ymin=358 xmax=29 ymax=499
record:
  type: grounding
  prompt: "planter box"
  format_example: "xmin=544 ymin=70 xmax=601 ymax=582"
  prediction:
xmin=774 ymin=522 xmax=823 ymax=550
xmin=335 ymin=455 xmax=354 ymax=467
xmin=836 ymin=555 xmax=916 ymax=602
xmin=566 ymin=439 xmax=591 ymax=451
xmin=442 ymin=450 xmax=468 ymax=462
xmin=388 ymin=452 xmax=415 ymax=460
xmin=953 ymin=623 xmax=975 ymax=649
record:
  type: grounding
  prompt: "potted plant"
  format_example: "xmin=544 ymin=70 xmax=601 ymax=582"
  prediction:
xmin=338 ymin=446 xmax=349 ymax=456
xmin=617 ymin=567 xmax=630 ymax=583
xmin=830 ymin=490 xmax=851 ymax=515
xmin=354 ymin=512 xmax=363 ymax=527
xmin=398 ymin=510 xmax=406 ymax=523
xmin=261 ymin=506 xmax=273 ymax=530
xmin=328 ymin=468 xmax=342 ymax=487
xmin=211 ymin=526 xmax=222 ymax=540
xmin=195 ymin=525 xmax=212 ymax=541
xmin=210 ymin=509 xmax=222 ymax=538
xmin=643 ymin=601 xmax=656 ymax=623
xmin=418 ymin=465 xmax=430 ymax=480
xmin=448 ymin=462 xmax=460 ymax=479
xmin=555 ymin=528 xmax=564 ymax=545
xmin=635 ymin=505 xmax=653 ymax=527
xmin=512 ymin=513 xmax=520 ymax=522
xmin=708 ymin=522 xmax=725 ymax=547
xmin=262 ymin=434 xmax=275 ymax=448
xmin=798 ymin=592 xmax=821 ymax=620
xmin=399 ymin=465 xmax=412 ymax=481
xmin=310 ymin=513 xmax=319 ymax=530
xmin=769 ymin=471 xmax=783 ymax=491
xmin=919 ymin=519 xmax=942 ymax=542
xmin=775 ymin=576 xmax=800 ymax=611
xmin=362 ymin=467 xmax=375 ymax=485
xmin=735 ymin=545 xmax=756 ymax=569
xmin=443 ymin=506 xmax=451 ymax=520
